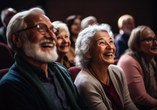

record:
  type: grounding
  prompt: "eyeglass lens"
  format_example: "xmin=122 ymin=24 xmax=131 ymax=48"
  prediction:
xmin=147 ymin=38 xmax=157 ymax=44
xmin=37 ymin=23 xmax=58 ymax=35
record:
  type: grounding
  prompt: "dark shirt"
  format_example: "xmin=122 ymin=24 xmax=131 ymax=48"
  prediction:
xmin=114 ymin=33 xmax=130 ymax=58
xmin=101 ymin=78 xmax=123 ymax=110
xmin=25 ymin=61 xmax=71 ymax=110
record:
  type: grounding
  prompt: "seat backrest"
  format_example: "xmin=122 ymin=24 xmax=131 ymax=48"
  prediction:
xmin=114 ymin=59 xmax=119 ymax=65
xmin=68 ymin=66 xmax=81 ymax=82
xmin=0 ymin=43 xmax=14 ymax=69
xmin=0 ymin=68 xmax=9 ymax=79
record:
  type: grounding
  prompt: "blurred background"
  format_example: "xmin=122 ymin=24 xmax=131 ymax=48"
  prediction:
xmin=1 ymin=0 xmax=157 ymax=34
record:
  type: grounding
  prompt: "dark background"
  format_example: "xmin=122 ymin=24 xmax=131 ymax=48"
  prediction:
xmin=0 ymin=0 xmax=157 ymax=34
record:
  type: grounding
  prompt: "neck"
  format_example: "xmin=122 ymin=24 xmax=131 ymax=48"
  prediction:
xmin=142 ymin=54 xmax=154 ymax=63
xmin=71 ymin=35 xmax=78 ymax=43
xmin=88 ymin=61 xmax=110 ymax=85
xmin=21 ymin=54 xmax=49 ymax=77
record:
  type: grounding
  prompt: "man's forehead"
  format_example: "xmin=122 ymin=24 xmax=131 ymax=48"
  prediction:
xmin=25 ymin=14 xmax=51 ymax=26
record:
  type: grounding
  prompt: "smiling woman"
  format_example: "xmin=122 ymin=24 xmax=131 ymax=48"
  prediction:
xmin=74 ymin=23 xmax=138 ymax=110
xmin=52 ymin=21 xmax=74 ymax=69
xmin=117 ymin=25 xmax=157 ymax=110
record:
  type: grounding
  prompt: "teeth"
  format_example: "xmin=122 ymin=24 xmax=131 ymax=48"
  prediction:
xmin=41 ymin=43 xmax=53 ymax=47
xmin=40 ymin=39 xmax=55 ymax=48
xmin=104 ymin=53 xmax=112 ymax=55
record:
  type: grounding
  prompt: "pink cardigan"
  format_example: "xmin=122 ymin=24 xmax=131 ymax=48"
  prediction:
xmin=117 ymin=54 xmax=157 ymax=108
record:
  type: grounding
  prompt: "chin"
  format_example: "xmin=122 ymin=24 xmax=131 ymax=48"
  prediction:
xmin=23 ymin=40 xmax=58 ymax=63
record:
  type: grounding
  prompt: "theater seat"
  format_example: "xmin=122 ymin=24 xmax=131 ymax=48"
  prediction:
xmin=0 ymin=43 xmax=14 ymax=69
xmin=0 ymin=68 xmax=9 ymax=79
xmin=68 ymin=66 xmax=81 ymax=82
xmin=114 ymin=59 xmax=119 ymax=65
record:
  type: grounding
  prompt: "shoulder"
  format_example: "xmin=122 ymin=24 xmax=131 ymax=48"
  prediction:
xmin=75 ymin=68 xmax=100 ymax=91
xmin=55 ymin=62 xmax=69 ymax=72
xmin=108 ymin=64 xmax=124 ymax=77
xmin=0 ymin=64 xmax=20 ymax=85
xmin=54 ymin=62 xmax=72 ymax=77
xmin=118 ymin=54 xmax=139 ymax=67
xmin=0 ymin=64 xmax=32 ymax=94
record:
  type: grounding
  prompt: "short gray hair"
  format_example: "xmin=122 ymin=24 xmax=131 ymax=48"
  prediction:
xmin=128 ymin=25 xmax=149 ymax=51
xmin=52 ymin=21 xmax=70 ymax=37
xmin=75 ymin=23 xmax=114 ymax=68
xmin=81 ymin=16 xmax=97 ymax=29
xmin=7 ymin=7 xmax=45 ymax=52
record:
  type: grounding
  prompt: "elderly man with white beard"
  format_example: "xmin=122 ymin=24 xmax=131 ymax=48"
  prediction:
xmin=0 ymin=7 xmax=89 ymax=110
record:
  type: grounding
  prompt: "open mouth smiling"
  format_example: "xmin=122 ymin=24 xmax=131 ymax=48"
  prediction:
xmin=40 ymin=39 xmax=54 ymax=48
xmin=103 ymin=53 xmax=113 ymax=56
xmin=41 ymin=43 xmax=54 ymax=48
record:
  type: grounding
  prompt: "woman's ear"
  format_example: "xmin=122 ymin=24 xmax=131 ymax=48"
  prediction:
xmin=9 ymin=33 xmax=22 ymax=48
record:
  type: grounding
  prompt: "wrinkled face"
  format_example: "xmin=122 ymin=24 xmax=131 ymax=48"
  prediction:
xmin=71 ymin=18 xmax=82 ymax=35
xmin=22 ymin=13 xmax=58 ymax=63
xmin=139 ymin=28 xmax=157 ymax=61
xmin=88 ymin=31 xmax=116 ymax=65
xmin=123 ymin=18 xmax=135 ymax=35
xmin=57 ymin=30 xmax=71 ymax=55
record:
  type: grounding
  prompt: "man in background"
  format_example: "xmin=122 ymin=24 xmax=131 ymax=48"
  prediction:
xmin=0 ymin=7 xmax=17 ymax=45
xmin=114 ymin=14 xmax=135 ymax=58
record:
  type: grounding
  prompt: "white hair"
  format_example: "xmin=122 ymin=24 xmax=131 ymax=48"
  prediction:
xmin=75 ymin=23 xmax=114 ymax=68
xmin=7 ymin=7 xmax=45 ymax=52
xmin=81 ymin=16 xmax=97 ymax=29
xmin=52 ymin=21 xmax=70 ymax=37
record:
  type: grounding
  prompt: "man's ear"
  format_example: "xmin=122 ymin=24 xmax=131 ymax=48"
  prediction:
xmin=9 ymin=33 xmax=22 ymax=48
xmin=85 ymin=52 xmax=91 ymax=58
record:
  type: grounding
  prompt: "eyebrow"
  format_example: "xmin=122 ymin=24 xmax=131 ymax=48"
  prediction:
xmin=96 ymin=37 xmax=112 ymax=42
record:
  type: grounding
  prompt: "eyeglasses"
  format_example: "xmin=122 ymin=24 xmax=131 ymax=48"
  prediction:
xmin=17 ymin=23 xmax=59 ymax=36
xmin=139 ymin=37 xmax=157 ymax=44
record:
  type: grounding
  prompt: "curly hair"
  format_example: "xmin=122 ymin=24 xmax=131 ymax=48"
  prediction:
xmin=75 ymin=23 xmax=114 ymax=68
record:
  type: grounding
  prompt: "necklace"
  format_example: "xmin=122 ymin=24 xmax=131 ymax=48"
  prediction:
xmin=88 ymin=66 xmax=110 ymax=85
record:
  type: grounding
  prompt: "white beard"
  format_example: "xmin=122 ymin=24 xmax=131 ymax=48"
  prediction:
xmin=22 ymin=39 xmax=58 ymax=63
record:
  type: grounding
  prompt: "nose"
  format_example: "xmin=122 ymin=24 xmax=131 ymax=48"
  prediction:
xmin=46 ymin=28 xmax=57 ymax=43
xmin=62 ymin=37 xmax=68 ymax=43
xmin=106 ymin=42 xmax=113 ymax=50
xmin=153 ymin=39 xmax=157 ymax=45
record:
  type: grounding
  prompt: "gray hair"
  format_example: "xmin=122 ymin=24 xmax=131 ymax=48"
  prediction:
xmin=75 ymin=23 xmax=114 ymax=68
xmin=52 ymin=21 xmax=70 ymax=37
xmin=7 ymin=7 xmax=45 ymax=52
xmin=128 ymin=25 xmax=149 ymax=51
xmin=81 ymin=16 xmax=97 ymax=29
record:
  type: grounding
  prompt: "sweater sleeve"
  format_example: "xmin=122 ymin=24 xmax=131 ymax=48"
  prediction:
xmin=117 ymin=55 xmax=157 ymax=108
xmin=75 ymin=72 xmax=108 ymax=110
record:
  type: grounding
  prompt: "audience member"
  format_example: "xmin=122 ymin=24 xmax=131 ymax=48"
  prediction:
xmin=117 ymin=25 xmax=157 ymax=110
xmin=81 ymin=16 xmax=97 ymax=29
xmin=114 ymin=14 xmax=135 ymax=58
xmin=0 ymin=7 xmax=17 ymax=45
xmin=0 ymin=7 xmax=89 ymax=110
xmin=52 ymin=21 xmax=74 ymax=69
xmin=74 ymin=24 xmax=138 ymax=110
xmin=65 ymin=15 xmax=82 ymax=64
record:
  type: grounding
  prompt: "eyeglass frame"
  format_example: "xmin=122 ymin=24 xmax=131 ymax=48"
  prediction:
xmin=16 ymin=23 xmax=59 ymax=36
xmin=139 ymin=37 xmax=157 ymax=44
